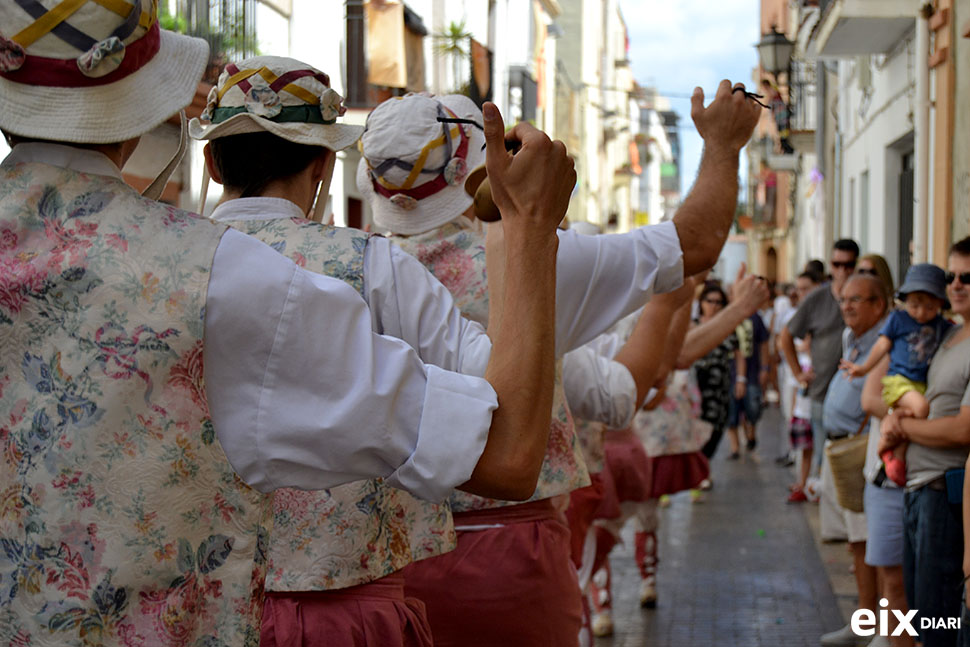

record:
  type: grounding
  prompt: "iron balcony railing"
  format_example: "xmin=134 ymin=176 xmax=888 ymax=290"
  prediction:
xmin=788 ymin=60 xmax=817 ymax=133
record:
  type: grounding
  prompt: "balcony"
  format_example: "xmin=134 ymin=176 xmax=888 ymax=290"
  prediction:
xmin=813 ymin=0 xmax=918 ymax=56
xmin=162 ymin=0 xmax=259 ymax=85
xmin=788 ymin=60 xmax=817 ymax=153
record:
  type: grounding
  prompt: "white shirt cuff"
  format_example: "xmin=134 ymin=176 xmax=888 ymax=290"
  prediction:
xmin=649 ymin=221 xmax=685 ymax=294
xmin=385 ymin=364 xmax=496 ymax=501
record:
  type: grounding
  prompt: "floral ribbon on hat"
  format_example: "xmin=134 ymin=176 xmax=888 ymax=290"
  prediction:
xmin=201 ymin=63 xmax=347 ymax=126
xmin=76 ymin=36 xmax=126 ymax=78
xmin=0 ymin=34 xmax=26 ymax=72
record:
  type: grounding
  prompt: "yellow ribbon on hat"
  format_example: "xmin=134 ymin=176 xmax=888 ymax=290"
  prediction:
xmin=92 ymin=0 xmax=153 ymax=29
xmin=13 ymin=0 xmax=154 ymax=48
xmin=371 ymin=125 xmax=461 ymax=191
xmin=216 ymin=66 xmax=320 ymax=106
xmin=13 ymin=0 xmax=88 ymax=47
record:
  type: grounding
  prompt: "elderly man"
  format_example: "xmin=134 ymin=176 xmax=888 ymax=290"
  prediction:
xmin=818 ymin=274 xmax=889 ymax=647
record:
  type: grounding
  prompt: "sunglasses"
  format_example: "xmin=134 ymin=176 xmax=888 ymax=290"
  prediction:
xmin=831 ymin=261 xmax=856 ymax=270
xmin=856 ymin=268 xmax=878 ymax=276
xmin=702 ymin=298 xmax=726 ymax=306
xmin=945 ymin=271 xmax=970 ymax=285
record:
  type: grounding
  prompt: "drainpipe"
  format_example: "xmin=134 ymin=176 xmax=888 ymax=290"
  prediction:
xmin=913 ymin=6 xmax=930 ymax=264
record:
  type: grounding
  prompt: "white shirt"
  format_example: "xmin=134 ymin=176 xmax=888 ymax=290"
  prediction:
xmin=210 ymin=198 xmax=492 ymax=379
xmin=214 ymin=200 xmax=684 ymax=359
xmin=4 ymin=143 xmax=495 ymax=502
xmin=562 ymin=344 xmax=637 ymax=430
xmin=551 ymin=224 xmax=683 ymax=354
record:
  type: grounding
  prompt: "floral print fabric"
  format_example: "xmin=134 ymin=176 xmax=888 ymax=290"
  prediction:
xmin=633 ymin=370 xmax=713 ymax=456
xmin=693 ymin=327 xmax=739 ymax=432
xmin=222 ymin=217 xmax=458 ymax=592
xmin=575 ymin=418 xmax=607 ymax=474
xmin=0 ymin=163 xmax=271 ymax=647
xmin=391 ymin=218 xmax=591 ymax=514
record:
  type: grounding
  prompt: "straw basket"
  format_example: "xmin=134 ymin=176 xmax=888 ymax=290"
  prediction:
xmin=825 ymin=432 xmax=868 ymax=513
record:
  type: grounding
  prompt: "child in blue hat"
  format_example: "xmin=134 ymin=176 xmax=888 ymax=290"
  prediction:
xmin=840 ymin=263 xmax=952 ymax=486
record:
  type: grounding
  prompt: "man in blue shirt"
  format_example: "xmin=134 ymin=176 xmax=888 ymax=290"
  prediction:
xmin=818 ymin=274 xmax=889 ymax=647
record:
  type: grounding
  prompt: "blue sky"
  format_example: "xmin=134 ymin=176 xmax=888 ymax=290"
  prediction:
xmin=618 ymin=0 xmax=760 ymax=196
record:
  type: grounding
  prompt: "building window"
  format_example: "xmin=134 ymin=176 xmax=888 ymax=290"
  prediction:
xmin=345 ymin=1 xmax=427 ymax=109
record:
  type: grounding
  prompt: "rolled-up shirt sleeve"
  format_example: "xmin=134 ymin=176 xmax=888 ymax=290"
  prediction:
xmin=204 ymin=229 xmax=495 ymax=502
xmin=555 ymin=221 xmax=683 ymax=355
xmin=562 ymin=344 xmax=638 ymax=430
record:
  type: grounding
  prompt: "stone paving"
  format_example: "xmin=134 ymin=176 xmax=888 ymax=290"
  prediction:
xmin=596 ymin=407 xmax=850 ymax=647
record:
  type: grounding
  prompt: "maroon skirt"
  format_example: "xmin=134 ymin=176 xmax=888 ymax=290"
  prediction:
xmin=261 ymin=572 xmax=433 ymax=647
xmin=647 ymin=451 xmax=710 ymax=497
xmin=565 ymin=472 xmax=607 ymax=568
xmin=603 ymin=428 xmax=653 ymax=503
xmin=402 ymin=499 xmax=583 ymax=647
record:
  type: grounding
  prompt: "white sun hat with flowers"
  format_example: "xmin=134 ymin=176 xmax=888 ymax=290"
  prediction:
xmin=0 ymin=0 xmax=208 ymax=144
xmin=188 ymin=55 xmax=362 ymax=151
xmin=356 ymin=93 xmax=487 ymax=236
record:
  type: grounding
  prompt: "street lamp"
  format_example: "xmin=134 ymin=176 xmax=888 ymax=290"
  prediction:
xmin=756 ymin=26 xmax=794 ymax=79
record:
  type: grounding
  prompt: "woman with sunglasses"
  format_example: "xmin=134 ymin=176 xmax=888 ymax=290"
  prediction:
xmin=691 ymin=284 xmax=741 ymax=466
xmin=679 ymin=269 xmax=770 ymax=473
xmin=857 ymin=254 xmax=895 ymax=304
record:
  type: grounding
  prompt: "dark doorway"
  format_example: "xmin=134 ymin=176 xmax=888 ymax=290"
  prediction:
xmin=347 ymin=197 xmax=363 ymax=231
xmin=898 ymin=151 xmax=914 ymax=282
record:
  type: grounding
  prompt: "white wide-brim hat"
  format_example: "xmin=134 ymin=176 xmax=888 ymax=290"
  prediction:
xmin=356 ymin=93 xmax=487 ymax=236
xmin=188 ymin=55 xmax=362 ymax=151
xmin=0 ymin=0 xmax=208 ymax=144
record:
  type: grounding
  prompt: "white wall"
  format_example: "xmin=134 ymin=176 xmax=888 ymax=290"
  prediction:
xmin=836 ymin=35 xmax=917 ymax=273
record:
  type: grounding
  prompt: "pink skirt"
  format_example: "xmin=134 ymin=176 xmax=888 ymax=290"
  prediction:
xmin=402 ymin=499 xmax=583 ymax=647
xmin=603 ymin=429 xmax=653 ymax=503
xmin=565 ymin=472 xmax=606 ymax=568
xmin=594 ymin=461 xmax=622 ymax=521
xmin=261 ymin=572 xmax=433 ymax=647
xmin=647 ymin=451 xmax=710 ymax=497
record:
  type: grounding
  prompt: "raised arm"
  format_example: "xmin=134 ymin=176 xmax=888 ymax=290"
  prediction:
xmin=675 ymin=273 xmax=769 ymax=368
xmin=461 ymin=103 xmax=576 ymax=499
xmin=613 ymin=278 xmax=696 ymax=404
xmin=654 ymin=295 xmax=695 ymax=384
xmin=675 ymin=80 xmax=762 ymax=276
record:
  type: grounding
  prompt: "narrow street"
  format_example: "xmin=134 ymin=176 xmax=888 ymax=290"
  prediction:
xmin=598 ymin=407 xmax=849 ymax=647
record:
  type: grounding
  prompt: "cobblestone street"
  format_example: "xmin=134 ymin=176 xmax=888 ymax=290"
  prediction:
xmin=597 ymin=406 xmax=851 ymax=647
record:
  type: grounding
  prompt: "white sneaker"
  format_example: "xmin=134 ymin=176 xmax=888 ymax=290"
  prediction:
xmin=819 ymin=623 xmax=870 ymax=647
xmin=639 ymin=579 xmax=657 ymax=608
xmin=591 ymin=610 xmax=613 ymax=637
xmin=804 ymin=476 xmax=822 ymax=502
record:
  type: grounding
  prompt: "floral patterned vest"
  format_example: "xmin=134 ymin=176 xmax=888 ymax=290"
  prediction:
xmin=0 ymin=163 xmax=271 ymax=647
xmin=391 ymin=218 xmax=590 ymax=514
xmin=574 ymin=418 xmax=606 ymax=474
xmin=221 ymin=216 xmax=456 ymax=591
